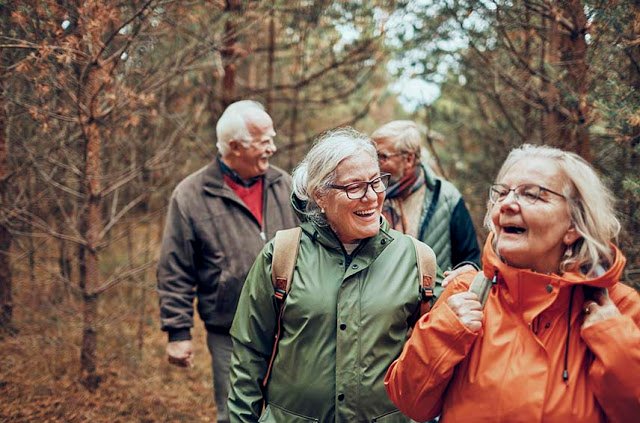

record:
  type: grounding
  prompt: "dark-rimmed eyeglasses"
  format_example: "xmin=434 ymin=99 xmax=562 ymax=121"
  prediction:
xmin=377 ymin=152 xmax=406 ymax=162
xmin=489 ymin=183 xmax=566 ymax=205
xmin=329 ymin=173 xmax=391 ymax=200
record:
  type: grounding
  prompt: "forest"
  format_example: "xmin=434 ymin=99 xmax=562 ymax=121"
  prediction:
xmin=1 ymin=1 xmax=638 ymax=421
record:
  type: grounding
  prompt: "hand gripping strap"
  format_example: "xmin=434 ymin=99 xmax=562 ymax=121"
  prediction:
xmin=468 ymin=271 xmax=492 ymax=308
xmin=409 ymin=237 xmax=438 ymax=316
xmin=263 ymin=227 xmax=302 ymax=388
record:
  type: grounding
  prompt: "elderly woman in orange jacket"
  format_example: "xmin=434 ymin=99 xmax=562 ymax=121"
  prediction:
xmin=385 ymin=144 xmax=640 ymax=422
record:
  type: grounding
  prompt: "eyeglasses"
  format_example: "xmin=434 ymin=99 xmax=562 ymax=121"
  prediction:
xmin=329 ymin=173 xmax=391 ymax=200
xmin=377 ymin=152 xmax=406 ymax=162
xmin=489 ymin=183 xmax=566 ymax=205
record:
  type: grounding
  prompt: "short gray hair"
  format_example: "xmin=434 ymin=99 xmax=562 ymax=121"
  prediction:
xmin=484 ymin=144 xmax=620 ymax=275
xmin=292 ymin=127 xmax=377 ymax=224
xmin=371 ymin=120 xmax=421 ymax=158
xmin=215 ymin=100 xmax=267 ymax=155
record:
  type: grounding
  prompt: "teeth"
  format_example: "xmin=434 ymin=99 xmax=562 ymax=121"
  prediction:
xmin=355 ymin=209 xmax=375 ymax=216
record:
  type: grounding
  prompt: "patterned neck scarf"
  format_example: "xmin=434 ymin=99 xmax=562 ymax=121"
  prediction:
xmin=382 ymin=166 xmax=424 ymax=232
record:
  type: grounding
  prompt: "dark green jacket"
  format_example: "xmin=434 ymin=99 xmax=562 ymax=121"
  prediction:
xmin=228 ymin=219 xmax=425 ymax=423
xmin=417 ymin=163 xmax=480 ymax=270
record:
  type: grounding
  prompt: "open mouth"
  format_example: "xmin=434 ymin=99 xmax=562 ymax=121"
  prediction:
xmin=354 ymin=209 xmax=376 ymax=218
xmin=503 ymin=225 xmax=526 ymax=234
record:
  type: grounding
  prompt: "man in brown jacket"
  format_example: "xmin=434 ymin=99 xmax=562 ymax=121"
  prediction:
xmin=157 ymin=100 xmax=298 ymax=423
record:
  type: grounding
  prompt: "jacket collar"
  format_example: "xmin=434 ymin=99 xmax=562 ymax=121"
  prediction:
xmin=299 ymin=217 xmax=394 ymax=260
xmin=481 ymin=233 xmax=626 ymax=321
xmin=421 ymin=163 xmax=437 ymax=191
xmin=202 ymin=159 xmax=282 ymax=197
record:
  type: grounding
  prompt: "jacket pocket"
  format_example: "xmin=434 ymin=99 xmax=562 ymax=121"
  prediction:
xmin=259 ymin=403 xmax=319 ymax=422
xmin=371 ymin=408 xmax=409 ymax=422
xmin=214 ymin=275 xmax=243 ymax=314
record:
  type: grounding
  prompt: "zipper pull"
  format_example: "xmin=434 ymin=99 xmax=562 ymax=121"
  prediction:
xmin=260 ymin=231 xmax=266 ymax=242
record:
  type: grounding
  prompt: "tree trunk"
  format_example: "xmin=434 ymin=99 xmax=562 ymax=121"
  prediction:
xmin=543 ymin=2 xmax=590 ymax=158
xmin=222 ymin=1 xmax=243 ymax=107
xmin=0 ymin=78 xmax=13 ymax=334
xmin=79 ymin=66 xmax=103 ymax=391
xmin=266 ymin=0 xmax=276 ymax=113
xmin=562 ymin=0 xmax=590 ymax=160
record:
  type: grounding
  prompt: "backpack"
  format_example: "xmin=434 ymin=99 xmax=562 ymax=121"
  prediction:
xmin=262 ymin=227 xmax=438 ymax=387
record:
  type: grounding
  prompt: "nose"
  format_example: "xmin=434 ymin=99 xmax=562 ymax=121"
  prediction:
xmin=499 ymin=190 xmax=520 ymax=211
xmin=361 ymin=183 xmax=379 ymax=202
xmin=266 ymin=138 xmax=276 ymax=155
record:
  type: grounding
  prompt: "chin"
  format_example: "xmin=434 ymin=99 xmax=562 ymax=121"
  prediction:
xmin=360 ymin=226 xmax=380 ymax=239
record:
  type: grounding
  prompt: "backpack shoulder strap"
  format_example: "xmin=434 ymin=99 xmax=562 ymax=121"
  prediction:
xmin=263 ymin=227 xmax=302 ymax=388
xmin=409 ymin=237 xmax=438 ymax=316
xmin=468 ymin=271 xmax=493 ymax=308
xmin=271 ymin=227 xmax=303 ymax=298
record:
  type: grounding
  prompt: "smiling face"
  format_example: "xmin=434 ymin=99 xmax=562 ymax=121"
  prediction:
xmin=315 ymin=154 xmax=384 ymax=244
xmin=229 ymin=110 xmax=276 ymax=179
xmin=490 ymin=157 xmax=580 ymax=274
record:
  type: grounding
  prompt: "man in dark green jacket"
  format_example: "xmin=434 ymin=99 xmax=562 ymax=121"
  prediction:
xmin=157 ymin=100 xmax=298 ymax=423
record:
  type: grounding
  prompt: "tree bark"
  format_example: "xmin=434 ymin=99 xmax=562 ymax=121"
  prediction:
xmin=0 ymin=78 xmax=13 ymax=334
xmin=79 ymin=65 xmax=103 ymax=391
xmin=266 ymin=0 xmax=276 ymax=113
xmin=222 ymin=0 xmax=243 ymax=107
xmin=543 ymin=2 xmax=590 ymax=158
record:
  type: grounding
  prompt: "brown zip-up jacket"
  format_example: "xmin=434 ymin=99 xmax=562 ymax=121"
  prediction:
xmin=157 ymin=160 xmax=298 ymax=341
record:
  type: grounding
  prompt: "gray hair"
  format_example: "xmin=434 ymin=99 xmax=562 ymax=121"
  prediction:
xmin=292 ymin=127 xmax=378 ymax=224
xmin=484 ymin=144 xmax=621 ymax=275
xmin=215 ymin=100 xmax=267 ymax=155
xmin=371 ymin=120 xmax=421 ymax=158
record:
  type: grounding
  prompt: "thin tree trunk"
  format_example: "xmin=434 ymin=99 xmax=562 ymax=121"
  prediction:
xmin=137 ymin=198 xmax=151 ymax=353
xmin=79 ymin=66 xmax=103 ymax=391
xmin=522 ymin=4 xmax=533 ymax=140
xmin=266 ymin=0 xmax=276 ymax=113
xmin=222 ymin=1 xmax=242 ymax=107
xmin=562 ymin=0 xmax=590 ymax=161
xmin=0 ymin=96 xmax=12 ymax=332
xmin=542 ymin=10 xmax=565 ymax=148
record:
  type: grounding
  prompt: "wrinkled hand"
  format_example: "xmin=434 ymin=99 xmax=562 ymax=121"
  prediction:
xmin=167 ymin=340 xmax=194 ymax=368
xmin=447 ymin=292 xmax=483 ymax=333
xmin=582 ymin=288 xmax=621 ymax=329
xmin=442 ymin=264 xmax=477 ymax=288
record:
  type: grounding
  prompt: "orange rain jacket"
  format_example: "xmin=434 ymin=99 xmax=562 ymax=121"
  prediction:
xmin=385 ymin=235 xmax=640 ymax=422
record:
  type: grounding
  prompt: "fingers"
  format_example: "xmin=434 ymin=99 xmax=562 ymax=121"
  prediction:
xmin=168 ymin=354 xmax=193 ymax=368
xmin=442 ymin=264 xmax=476 ymax=288
xmin=447 ymin=292 xmax=483 ymax=333
xmin=166 ymin=340 xmax=195 ymax=368
xmin=168 ymin=351 xmax=194 ymax=368
xmin=582 ymin=291 xmax=621 ymax=329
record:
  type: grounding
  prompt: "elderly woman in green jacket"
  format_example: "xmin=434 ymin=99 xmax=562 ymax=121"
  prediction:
xmin=228 ymin=128 xmax=436 ymax=422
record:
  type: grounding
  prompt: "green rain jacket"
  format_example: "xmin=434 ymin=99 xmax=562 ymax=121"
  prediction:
xmin=228 ymin=218 xmax=428 ymax=423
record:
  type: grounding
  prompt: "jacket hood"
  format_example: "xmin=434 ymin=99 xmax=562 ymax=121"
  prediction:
xmin=291 ymin=192 xmax=310 ymax=223
xmin=481 ymin=233 xmax=626 ymax=322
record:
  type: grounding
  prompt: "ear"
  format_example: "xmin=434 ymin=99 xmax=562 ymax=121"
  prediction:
xmin=228 ymin=140 xmax=243 ymax=156
xmin=314 ymin=191 xmax=327 ymax=212
xmin=563 ymin=225 xmax=581 ymax=246
xmin=405 ymin=152 xmax=417 ymax=167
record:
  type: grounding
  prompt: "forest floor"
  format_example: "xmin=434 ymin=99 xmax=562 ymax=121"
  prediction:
xmin=0 ymin=257 xmax=217 ymax=421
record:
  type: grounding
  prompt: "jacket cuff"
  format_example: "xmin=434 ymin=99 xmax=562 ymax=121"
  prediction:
xmin=168 ymin=329 xmax=192 ymax=342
